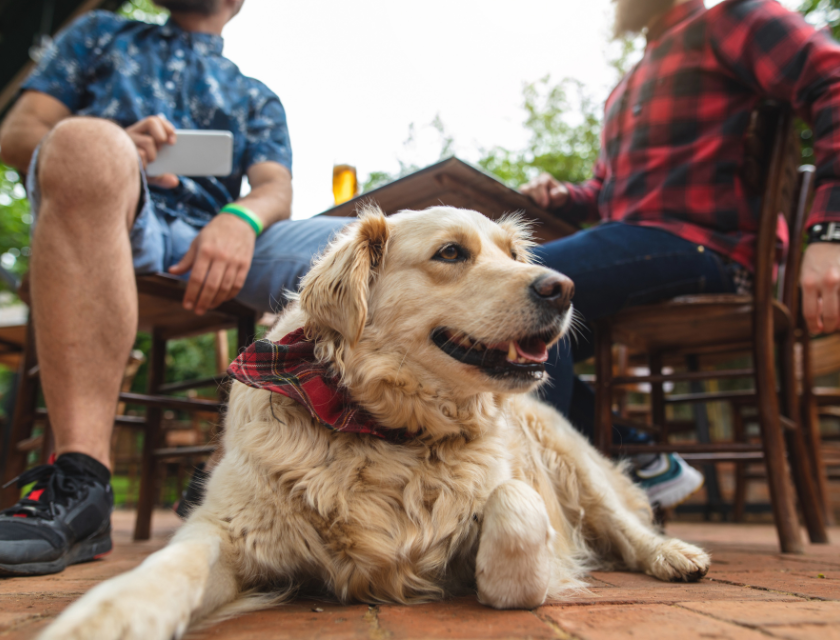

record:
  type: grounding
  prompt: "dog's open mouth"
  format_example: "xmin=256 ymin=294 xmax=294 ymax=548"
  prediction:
xmin=431 ymin=326 xmax=559 ymax=379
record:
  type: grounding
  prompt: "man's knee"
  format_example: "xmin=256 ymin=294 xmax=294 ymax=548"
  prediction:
xmin=37 ymin=117 xmax=139 ymax=211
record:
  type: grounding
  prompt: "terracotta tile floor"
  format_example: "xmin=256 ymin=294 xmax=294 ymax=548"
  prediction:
xmin=1 ymin=510 xmax=838 ymax=639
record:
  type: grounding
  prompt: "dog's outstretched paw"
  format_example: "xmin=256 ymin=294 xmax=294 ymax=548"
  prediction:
xmin=646 ymin=538 xmax=710 ymax=583
xmin=37 ymin=582 xmax=190 ymax=640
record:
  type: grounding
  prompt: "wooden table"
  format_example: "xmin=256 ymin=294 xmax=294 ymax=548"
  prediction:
xmin=318 ymin=157 xmax=576 ymax=243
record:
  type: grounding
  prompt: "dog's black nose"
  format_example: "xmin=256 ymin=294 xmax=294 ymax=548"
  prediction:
xmin=530 ymin=272 xmax=574 ymax=312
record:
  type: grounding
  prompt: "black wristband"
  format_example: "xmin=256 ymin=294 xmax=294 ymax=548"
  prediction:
xmin=807 ymin=222 xmax=840 ymax=244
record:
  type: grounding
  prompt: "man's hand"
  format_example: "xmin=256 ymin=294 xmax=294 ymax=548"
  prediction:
xmin=801 ymin=242 xmax=840 ymax=334
xmin=520 ymin=173 xmax=569 ymax=210
xmin=126 ymin=115 xmax=179 ymax=189
xmin=168 ymin=215 xmax=257 ymax=315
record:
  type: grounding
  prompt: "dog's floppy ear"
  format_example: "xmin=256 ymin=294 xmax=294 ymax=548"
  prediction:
xmin=299 ymin=205 xmax=389 ymax=345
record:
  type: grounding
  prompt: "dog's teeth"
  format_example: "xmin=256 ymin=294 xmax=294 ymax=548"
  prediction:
xmin=474 ymin=343 xmax=484 ymax=351
xmin=460 ymin=337 xmax=473 ymax=348
xmin=507 ymin=341 xmax=517 ymax=361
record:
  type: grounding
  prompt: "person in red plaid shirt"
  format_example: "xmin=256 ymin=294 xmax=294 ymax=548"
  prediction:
xmin=521 ymin=0 xmax=840 ymax=508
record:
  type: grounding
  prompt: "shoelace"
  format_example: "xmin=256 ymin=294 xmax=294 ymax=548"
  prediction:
xmin=1 ymin=462 xmax=90 ymax=520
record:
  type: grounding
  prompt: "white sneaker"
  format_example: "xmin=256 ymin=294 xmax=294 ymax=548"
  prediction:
xmin=633 ymin=453 xmax=704 ymax=508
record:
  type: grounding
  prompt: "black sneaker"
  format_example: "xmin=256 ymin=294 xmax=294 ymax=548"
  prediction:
xmin=0 ymin=455 xmax=113 ymax=576
xmin=174 ymin=462 xmax=208 ymax=520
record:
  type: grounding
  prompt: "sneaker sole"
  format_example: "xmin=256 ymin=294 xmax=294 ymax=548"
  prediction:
xmin=0 ymin=532 xmax=112 ymax=577
xmin=646 ymin=461 xmax=705 ymax=509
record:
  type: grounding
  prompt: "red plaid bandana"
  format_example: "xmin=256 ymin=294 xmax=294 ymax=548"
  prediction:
xmin=228 ymin=328 xmax=408 ymax=443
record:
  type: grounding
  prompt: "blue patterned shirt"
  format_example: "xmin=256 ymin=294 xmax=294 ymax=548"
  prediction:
xmin=21 ymin=11 xmax=292 ymax=227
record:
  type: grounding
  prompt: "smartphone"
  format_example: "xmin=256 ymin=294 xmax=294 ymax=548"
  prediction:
xmin=146 ymin=130 xmax=234 ymax=177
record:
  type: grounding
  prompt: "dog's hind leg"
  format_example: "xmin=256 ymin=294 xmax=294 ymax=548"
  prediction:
xmin=39 ymin=521 xmax=239 ymax=640
xmin=475 ymin=480 xmax=558 ymax=609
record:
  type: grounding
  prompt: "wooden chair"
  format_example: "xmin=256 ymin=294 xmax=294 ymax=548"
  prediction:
xmin=797 ymin=330 xmax=840 ymax=520
xmin=592 ymin=103 xmax=828 ymax=554
xmin=0 ymin=273 xmax=256 ymax=540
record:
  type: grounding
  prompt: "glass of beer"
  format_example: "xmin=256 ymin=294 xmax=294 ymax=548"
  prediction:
xmin=332 ymin=164 xmax=358 ymax=205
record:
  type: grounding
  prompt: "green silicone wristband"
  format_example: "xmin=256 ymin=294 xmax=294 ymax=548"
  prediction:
xmin=220 ymin=204 xmax=263 ymax=236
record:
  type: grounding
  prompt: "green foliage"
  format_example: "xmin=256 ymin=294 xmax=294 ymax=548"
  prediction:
xmin=0 ymin=164 xmax=31 ymax=287
xmin=477 ymin=77 xmax=602 ymax=188
xmin=361 ymin=76 xmax=603 ymax=193
xmin=799 ymin=0 xmax=840 ymax=39
xmin=118 ymin=0 xmax=169 ymax=23
xmin=361 ymin=117 xmax=455 ymax=193
xmin=129 ymin=330 xmax=237 ymax=395
xmin=797 ymin=0 xmax=840 ymax=162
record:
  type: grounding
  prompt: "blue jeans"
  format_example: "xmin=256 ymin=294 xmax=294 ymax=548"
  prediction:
xmin=532 ymin=222 xmax=737 ymax=444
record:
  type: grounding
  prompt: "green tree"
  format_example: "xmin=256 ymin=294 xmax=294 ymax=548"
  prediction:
xmin=799 ymin=0 xmax=840 ymax=39
xmin=477 ymin=77 xmax=601 ymax=188
xmin=118 ymin=0 xmax=169 ymax=22
xmin=360 ymin=76 xmax=604 ymax=194
xmin=0 ymin=165 xmax=31 ymax=286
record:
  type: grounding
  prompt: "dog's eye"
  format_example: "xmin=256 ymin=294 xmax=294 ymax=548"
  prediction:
xmin=434 ymin=244 xmax=468 ymax=263
xmin=511 ymin=250 xmax=518 ymax=261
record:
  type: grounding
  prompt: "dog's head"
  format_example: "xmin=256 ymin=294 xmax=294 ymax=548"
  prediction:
xmin=299 ymin=205 xmax=574 ymax=403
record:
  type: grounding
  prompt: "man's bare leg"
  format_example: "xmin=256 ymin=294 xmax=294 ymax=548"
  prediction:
xmin=30 ymin=117 xmax=142 ymax=470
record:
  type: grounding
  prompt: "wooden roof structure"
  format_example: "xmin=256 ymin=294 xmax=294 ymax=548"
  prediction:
xmin=0 ymin=0 xmax=122 ymax=118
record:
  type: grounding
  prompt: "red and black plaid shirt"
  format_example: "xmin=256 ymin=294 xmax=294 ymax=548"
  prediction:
xmin=559 ymin=0 xmax=840 ymax=269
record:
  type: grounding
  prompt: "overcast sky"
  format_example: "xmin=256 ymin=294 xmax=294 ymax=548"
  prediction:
xmin=220 ymin=0 xmax=802 ymax=218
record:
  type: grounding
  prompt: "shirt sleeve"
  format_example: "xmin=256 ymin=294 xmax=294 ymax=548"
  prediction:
xmin=709 ymin=0 xmax=840 ymax=228
xmin=557 ymin=154 xmax=607 ymax=225
xmin=20 ymin=11 xmax=116 ymax=112
xmin=243 ymin=83 xmax=293 ymax=174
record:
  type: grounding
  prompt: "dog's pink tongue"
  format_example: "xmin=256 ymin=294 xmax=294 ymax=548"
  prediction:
xmin=515 ymin=339 xmax=549 ymax=363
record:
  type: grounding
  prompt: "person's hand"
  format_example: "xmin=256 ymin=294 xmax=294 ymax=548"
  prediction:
xmin=801 ymin=242 xmax=840 ymax=334
xmin=520 ymin=173 xmax=569 ymax=210
xmin=168 ymin=214 xmax=257 ymax=315
xmin=125 ymin=115 xmax=179 ymax=189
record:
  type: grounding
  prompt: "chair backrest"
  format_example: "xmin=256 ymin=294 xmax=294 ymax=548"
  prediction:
xmin=781 ymin=165 xmax=816 ymax=313
xmin=746 ymin=102 xmax=801 ymax=313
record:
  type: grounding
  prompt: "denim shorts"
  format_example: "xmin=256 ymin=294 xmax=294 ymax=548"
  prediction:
xmin=27 ymin=145 xmax=354 ymax=314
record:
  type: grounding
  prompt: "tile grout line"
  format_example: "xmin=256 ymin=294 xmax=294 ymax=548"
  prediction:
xmin=704 ymin=576 xmax=832 ymax=602
xmin=530 ymin=609 xmax=583 ymax=640
xmin=670 ymin=603 xmax=781 ymax=639
xmin=671 ymin=601 xmax=834 ymax=638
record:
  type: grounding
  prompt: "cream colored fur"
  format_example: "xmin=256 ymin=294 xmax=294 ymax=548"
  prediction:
xmin=40 ymin=206 xmax=710 ymax=640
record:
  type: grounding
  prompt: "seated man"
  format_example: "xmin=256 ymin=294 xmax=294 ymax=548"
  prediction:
xmin=0 ymin=0 xmax=352 ymax=576
xmin=522 ymin=0 xmax=840 ymax=508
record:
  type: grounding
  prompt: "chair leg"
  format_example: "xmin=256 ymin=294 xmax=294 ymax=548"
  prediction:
xmin=799 ymin=329 xmax=833 ymax=524
xmin=780 ymin=332 xmax=828 ymax=543
xmin=594 ymin=321 xmax=614 ymax=456
xmin=686 ymin=354 xmax=724 ymax=520
xmin=731 ymin=402 xmax=747 ymax=522
xmin=649 ymin=351 xmax=666 ymax=435
xmin=1 ymin=319 xmax=38 ymax=508
xmin=134 ymin=331 xmax=166 ymax=541
xmin=754 ymin=324 xmax=804 ymax=553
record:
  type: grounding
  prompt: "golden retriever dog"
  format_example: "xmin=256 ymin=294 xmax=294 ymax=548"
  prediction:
xmin=40 ymin=206 xmax=709 ymax=639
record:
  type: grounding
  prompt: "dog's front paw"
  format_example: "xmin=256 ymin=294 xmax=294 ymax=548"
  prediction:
xmin=645 ymin=538 xmax=710 ymax=582
xmin=38 ymin=576 xmax=190 ymax=640
xmin=476 ymin=481 xmax=554 ymax=609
